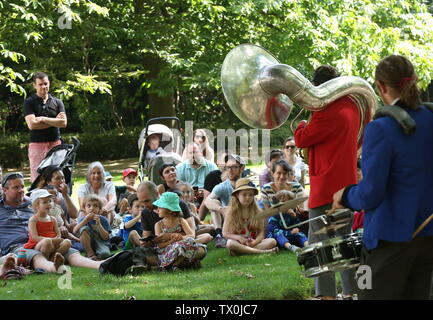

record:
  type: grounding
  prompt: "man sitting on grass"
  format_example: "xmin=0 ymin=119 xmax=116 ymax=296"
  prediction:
xmin=0 ymin=172 xmax=103 ymax=272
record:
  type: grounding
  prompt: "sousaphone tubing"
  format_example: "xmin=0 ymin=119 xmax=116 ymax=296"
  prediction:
xmin=221 ymin=44 xmax=377 ymax=145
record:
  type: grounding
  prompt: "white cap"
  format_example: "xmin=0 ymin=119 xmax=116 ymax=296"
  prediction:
xmin=30 ymin=189 xmax=54 ymax=202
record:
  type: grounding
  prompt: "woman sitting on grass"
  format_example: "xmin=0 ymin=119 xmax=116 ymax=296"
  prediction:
xmin=153 ymin=192 xmax=207 ymax=270
xmin=223 ymin=178 xmax=278 ymax=256
xmin=24 ymin=189 xmax=70 ymax=272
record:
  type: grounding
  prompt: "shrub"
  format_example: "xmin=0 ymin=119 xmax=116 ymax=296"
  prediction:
xmin=75 ymin=129 xmax=141 ymax=162
xmin=0 ymin=135 xmax=28 ymax=169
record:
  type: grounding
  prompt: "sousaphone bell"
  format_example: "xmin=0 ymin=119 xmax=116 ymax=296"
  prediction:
xmin=221 ymin=44 xmax=378 ymax=146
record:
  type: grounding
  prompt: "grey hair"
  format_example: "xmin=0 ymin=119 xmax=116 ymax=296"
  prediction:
xmin=86 ymin=161 xmax=106 ymax=184
xmin=137 ymin=180 xmax=159 ymax=201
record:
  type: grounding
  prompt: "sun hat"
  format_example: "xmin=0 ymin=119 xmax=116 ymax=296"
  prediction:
xmin=30 ymin=189 xmax=54 ymax=203
xmin=123 ymin=168 xmax=138 ymax=178
xmin=152 ymin=192 xmax=182 ymax=212
xmin=231 ymin=178 xmax=258 ymax=196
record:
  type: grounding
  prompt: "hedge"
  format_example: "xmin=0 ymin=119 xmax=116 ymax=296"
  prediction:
xmin=0 ymin=129 xmax=141 ymax=169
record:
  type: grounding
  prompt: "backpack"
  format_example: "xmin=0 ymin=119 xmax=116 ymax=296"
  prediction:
xmin=99 ymin=247 xmax=157 ymax=277
xmin=99 ymin=250 xmax=134 ymax=277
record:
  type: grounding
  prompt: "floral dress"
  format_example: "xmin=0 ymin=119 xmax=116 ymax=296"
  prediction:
xmin=156 ymin=222 xmax=199 ymax=268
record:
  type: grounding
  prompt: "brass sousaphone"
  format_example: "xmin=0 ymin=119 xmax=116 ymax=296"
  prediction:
xmin=221 ymin=44 xmax=378 ymax=155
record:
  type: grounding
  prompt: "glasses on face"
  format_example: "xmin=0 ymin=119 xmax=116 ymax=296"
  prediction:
xmin=285 ymin=145 xmax=296 ymax=150
xmin=2 ymin=172 xmax=24 ymax=186
xmin=194 ymin=135 xmax=205 ymax=140
xmin=226 ymin=165 xmax=241 ymax=170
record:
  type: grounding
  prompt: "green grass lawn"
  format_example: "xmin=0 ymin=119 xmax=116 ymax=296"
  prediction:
xmin=2 ymin=161 xmax=315 ymax=300
xmin=1 ymin=243 xmax=314 ymax=300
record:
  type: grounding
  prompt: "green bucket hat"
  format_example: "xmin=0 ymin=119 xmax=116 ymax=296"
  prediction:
xmin=152 ymin=192 xmax=182 ymax=212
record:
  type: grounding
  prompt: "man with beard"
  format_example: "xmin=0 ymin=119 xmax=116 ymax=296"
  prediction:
xmin=176 ymin=142 xmax=218 ymax=189
xmin=204 ymin=154 xmax=246 ymax=248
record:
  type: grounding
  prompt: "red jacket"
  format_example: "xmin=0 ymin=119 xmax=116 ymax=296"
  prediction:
xmin=294 ymin=96 xmax=360 ymax=208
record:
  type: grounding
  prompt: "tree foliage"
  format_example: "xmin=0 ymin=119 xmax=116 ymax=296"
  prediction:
xmin=1 ymin=0 xmax=433 ymax=136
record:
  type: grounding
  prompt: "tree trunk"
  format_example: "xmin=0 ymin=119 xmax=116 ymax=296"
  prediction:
xmin=143 ymin=53 xmax=175 ymax=126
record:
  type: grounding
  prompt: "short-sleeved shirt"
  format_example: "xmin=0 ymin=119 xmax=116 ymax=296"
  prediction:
xmin=176 ymin=159 xmax=218 ymax=189
xmin=77 ymin=215 xmax=111 ymax=234
xmin=121 ymin=214 xmax=143 ymax=242
xmin=203 ymin=170 xmax=222 ymax=193
xmin=211 ymin=179 xmax=235 ymax=207
xmin=140 ymin=200 xmax=191 ymax=233
xmin=77 ymin=182 xmax=116 ymax=201
xmin=24 ymin=94 xmax=65 ymax=143
xmin=260 ymin=181 xmax=304 ymax=209
xmin=0 ymin=198 xmax=33 ymax=255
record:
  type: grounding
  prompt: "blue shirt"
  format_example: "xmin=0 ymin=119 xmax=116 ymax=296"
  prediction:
xmin=0 ymin=197 xmax=33 ymax=255
xmin=343 ymin=103 xmax=433 ymax=250
xmin=176 ymin=159 xmax=218 ymax=188
xmin=77 ymin=214 xmax=111 ymax=235
xmin=212 ymin=179 xmax=235 ymax=207
xmin=121 ymin=214 xmax=143 ymax=243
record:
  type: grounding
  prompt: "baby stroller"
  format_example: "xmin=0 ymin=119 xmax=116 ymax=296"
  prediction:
xmin=28 ymin=137 xmax=80 ymax=195
xmin=138 ymin=117 xmax=183 ymax=186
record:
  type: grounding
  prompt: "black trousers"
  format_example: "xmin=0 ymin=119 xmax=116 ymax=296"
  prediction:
xmin=357 ymin=236 xmax=433 ymax=300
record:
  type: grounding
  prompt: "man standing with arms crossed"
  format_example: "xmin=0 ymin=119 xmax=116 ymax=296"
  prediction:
xmin=24 ymin=72 xmax=67 ymax=182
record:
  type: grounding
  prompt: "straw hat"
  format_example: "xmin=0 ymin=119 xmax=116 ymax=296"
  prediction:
xmin=231 ymin=178 xmax=258 ymax=195
xmin=152 ymin=192 xmax=182 ymax=212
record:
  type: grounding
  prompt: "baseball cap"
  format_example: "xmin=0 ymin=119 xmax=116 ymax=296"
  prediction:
xmin=224 ymin=154 xmax=246 ymax=166
xmin=30 ymin=189 xmax=54 ymax=202
xmin=123 ymin=168 xmax=138 ymax=178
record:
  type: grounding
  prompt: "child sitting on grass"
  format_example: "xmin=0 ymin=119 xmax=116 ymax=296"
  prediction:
xmin=44 ymin=186 xmax=82 ymax=247
xmin=177 ymin=182 xmax=214 ymax=244
xmin=266 ymin=190 xmax=309 ymax=253
xmin=116 ymin=168 xmax=139 ymax=215
xmin=121 ymin=194 xmax=145 ymax=250
xmin=223 ymin=178 xmax=278 ymax=256
xmin=24 ymin=189 xmax=70 ymax=271
xmin=153 ymin=192 xmax=207 ymax=270
xmin=73 ymin=194 xmax=111 ymax=260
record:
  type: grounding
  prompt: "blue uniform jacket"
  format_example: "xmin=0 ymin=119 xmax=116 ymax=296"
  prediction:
xmin=343 ymin=102 xmax=433 ymax=250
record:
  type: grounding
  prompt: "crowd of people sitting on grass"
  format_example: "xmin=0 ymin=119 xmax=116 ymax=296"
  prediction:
xmin=0 ymin=132 xmax=316 ymax=279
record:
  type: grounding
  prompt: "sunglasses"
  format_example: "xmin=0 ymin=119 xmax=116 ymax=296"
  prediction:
xmin=2 ymin=172 xmax=24 ymax=185
xmin=195 ymin=135 xmax=206 ymax=140
xmin=285 ymin=145 xmax=296 ymax=149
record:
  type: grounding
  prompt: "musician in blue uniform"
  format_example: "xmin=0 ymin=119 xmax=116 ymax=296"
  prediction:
xmin=333 ymin=55 xmax=433 ymax=299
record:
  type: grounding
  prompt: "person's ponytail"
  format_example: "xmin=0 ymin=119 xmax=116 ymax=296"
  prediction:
xmin=399 ymin=76 xmax=421 ymax=110
xmin=375 ymin=55 xmax=421 ymax=110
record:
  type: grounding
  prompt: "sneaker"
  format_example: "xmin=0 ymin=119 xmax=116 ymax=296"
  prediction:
xmin=288 ymin=244 xmax=300 ymax=253
xmin=214 ymin=235 xmax=227 ymax=248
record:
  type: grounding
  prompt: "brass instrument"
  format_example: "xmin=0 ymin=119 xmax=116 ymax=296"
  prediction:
xmin=221 ymin=44 xmax=377 ymax=148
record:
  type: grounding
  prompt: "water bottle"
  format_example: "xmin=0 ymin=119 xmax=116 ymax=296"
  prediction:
xmin=17 ymin=249 xmax=27 ymax=266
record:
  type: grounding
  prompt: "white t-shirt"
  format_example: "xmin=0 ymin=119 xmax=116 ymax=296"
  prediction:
xmin=292 ymin=156 xmax=308 ymax=183
xmin=77 ymin=182 xmax=116 ymax=200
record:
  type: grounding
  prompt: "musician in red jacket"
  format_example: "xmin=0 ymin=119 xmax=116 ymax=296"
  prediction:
xmin=294 ymin=65 xmax=359 ymax=300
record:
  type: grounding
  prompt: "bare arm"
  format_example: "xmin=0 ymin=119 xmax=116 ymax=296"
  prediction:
xmin=180 ymin=218 xmax=195 ymax=238
xmin=154 ymin=221 xmax=163 ymax=236
xmin=73 ymin=214 xmax=92 ymax=234
xmin=25 ymin=114 xmax=51 ymax=130
xmin=222 ymin=210 xmax=247 ymax=244
xmin=185 ymin=217 xmax=196 ymax=237
xmin=39 ymin=112 xmax=67 ymax=128
xmin=59 ymin=183 xmax=78 ymax=219
xmin=94 ymin=215 xmax=109 ymax=240
xmin=204 ymin=192 xmax=225 ymax=213
xmin=124 ymin=214 xmax=141 ymax=229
